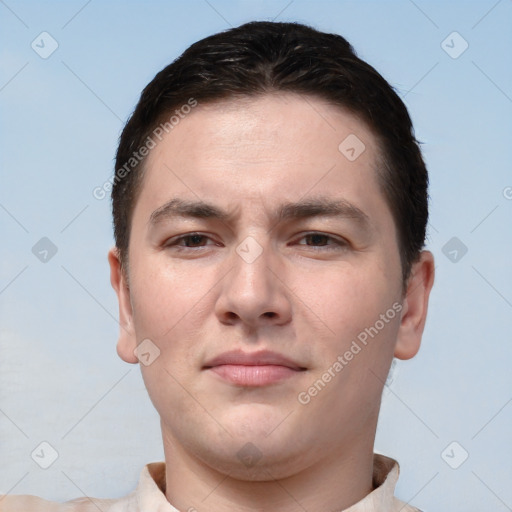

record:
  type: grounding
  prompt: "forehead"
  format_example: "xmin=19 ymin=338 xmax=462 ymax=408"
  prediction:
xmin=133 ymin=93 xmax=389 ymax=226
xmin=148 ymin=93 xmax=380 ymax=164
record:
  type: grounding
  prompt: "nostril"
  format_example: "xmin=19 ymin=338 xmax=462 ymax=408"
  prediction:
xmin=263 ymin=312 xmax=276 ymax=318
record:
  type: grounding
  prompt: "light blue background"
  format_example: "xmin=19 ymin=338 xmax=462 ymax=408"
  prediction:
xmin=1 ymin=1 xmax=511 ymax=510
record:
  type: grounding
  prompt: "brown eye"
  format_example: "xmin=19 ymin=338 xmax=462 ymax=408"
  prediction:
xmin=166 ymin=233 xmax=214 ymax=249
xmin=297 ymin=232 xmax=345 ymax=247
xmin=304 ymin=233 xmax=330 ymax=246
xmin=181 ymin=234 xmax=208 ymax=247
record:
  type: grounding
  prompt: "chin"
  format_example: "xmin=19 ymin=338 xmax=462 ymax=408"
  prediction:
xmin=197 ymin=439 xmax=310 ymax=482
xmin=219 ymin=402 xmax=295 ymax=438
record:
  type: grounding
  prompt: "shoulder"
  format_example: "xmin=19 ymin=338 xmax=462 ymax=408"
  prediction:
xmin=0 ymin=463 xmax=163 ymax=512
xmin=393 ymin=496 xmax=424 ymax=512
xmin=0 ymin=493 xmax=135 ymax=511
xmin=371 ymin=454 xmax=424 ymax=512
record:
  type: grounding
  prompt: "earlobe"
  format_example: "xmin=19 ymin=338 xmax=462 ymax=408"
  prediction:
xmin=394 ymin=250 xmax=435 ymax=360
xmin=108 ymin=247 xmax=139 ymax=364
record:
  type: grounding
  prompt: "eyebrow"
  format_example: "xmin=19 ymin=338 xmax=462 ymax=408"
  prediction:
xmin=149 ymin=199 xmax=231 ymax=226
xmin=277 ymin=197 xmax=370 ymax=227
xmin=148 ymin=196 xmax=371 ymax=230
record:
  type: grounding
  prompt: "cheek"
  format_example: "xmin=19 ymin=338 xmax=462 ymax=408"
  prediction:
xmin=296 ymin=259 xmax=402 ymax=405
xmin=130 ymin=260 xmax=209 ymax=413
xmin=129 ymin=255 xmax=215 ymax=339
xmin=298 ymin=267 xmax=401 ymax=422
xmin=298 ymin=260 xmax=399 ymax=341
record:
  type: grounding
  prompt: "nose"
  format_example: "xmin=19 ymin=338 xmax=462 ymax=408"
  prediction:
xmin=214 ymin=238 xmax=292 ymax=329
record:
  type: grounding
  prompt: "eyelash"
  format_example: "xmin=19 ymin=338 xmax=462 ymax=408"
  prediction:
xmin=165 ymin=232 xmax=347 ymax=251
xmin=295 ymin=232 xmax=348 ymax=251
xmin=166 ymin=233 xmax=215 ymax=249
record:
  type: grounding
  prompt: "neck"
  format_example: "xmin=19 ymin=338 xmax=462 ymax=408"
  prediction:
xmin=161 ymin=427 xmax=376 ymax=512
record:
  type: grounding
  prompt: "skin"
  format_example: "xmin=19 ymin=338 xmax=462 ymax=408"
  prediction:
xmin=109 ymin=93 xmax=434 ymax=511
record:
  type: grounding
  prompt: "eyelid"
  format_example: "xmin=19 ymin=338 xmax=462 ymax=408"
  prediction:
xmin=293 ymin=231 xmax=349 ymax=248
xmin=164 ymin=231 xmax=348 ymax=251
xmin=165 ymin=232 xmax=218 ymax=248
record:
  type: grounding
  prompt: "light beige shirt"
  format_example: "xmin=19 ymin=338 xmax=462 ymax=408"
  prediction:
xmin=0 ymin=454 xmax=421 ymax=511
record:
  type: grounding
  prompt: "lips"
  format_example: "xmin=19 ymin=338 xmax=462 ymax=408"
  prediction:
xmin=204 ymin=350 xmax=304 ymax=370
xmin=203 ymin=350 xmax=306 ymax=387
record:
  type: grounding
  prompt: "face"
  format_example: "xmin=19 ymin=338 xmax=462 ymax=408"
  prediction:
xmin=109 ymin=93 xmax=433 ymax=480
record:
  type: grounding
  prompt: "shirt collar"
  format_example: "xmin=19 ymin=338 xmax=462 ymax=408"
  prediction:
xmin=137 ymin=454 xmax=404 ymax=511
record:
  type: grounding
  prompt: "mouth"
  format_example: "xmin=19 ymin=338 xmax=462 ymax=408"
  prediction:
xmin=203 ymin=350 xmax=307 ymax=387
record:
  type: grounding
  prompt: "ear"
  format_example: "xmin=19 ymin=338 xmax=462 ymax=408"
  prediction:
xmin=394 ymin=250 xmax=435 ymax=360
xmin=108 ymin=247 xmax=139 ymax=364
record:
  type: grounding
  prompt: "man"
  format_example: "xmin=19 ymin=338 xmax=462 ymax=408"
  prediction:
xmin=1 ymin=21 xmax=434 ymax=511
